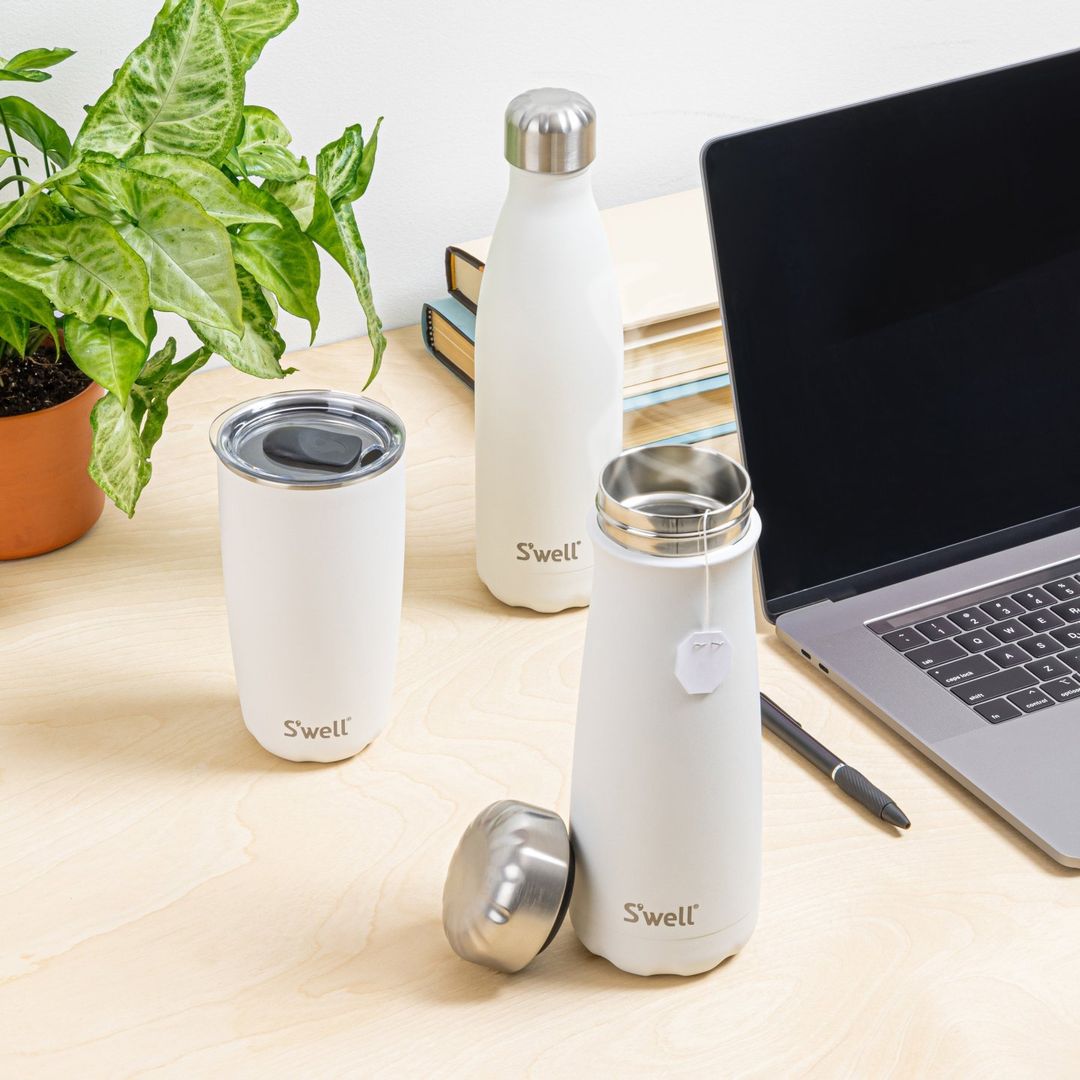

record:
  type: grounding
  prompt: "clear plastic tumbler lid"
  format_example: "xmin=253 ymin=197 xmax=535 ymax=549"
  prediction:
xmin=211 ymin=390 xmax=405 ymax=489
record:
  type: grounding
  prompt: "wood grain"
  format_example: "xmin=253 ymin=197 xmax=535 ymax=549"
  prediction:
xmin=2 ymin=327 xmax=1078 ymax=1078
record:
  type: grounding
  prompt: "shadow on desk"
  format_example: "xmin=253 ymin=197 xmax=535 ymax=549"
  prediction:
xmin=327 ymin=911 xmax=729 ymax=1007
xmin=4 ymin=681 xmax=271 ymax=777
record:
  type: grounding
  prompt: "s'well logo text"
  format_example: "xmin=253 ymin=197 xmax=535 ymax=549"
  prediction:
xmin=624 ymin=902 xmax=700 ymax=927
xmin=284 ymin=716 xmax=351 ymax=740
xmin=516 ymin=541 xmax=582 ymax=563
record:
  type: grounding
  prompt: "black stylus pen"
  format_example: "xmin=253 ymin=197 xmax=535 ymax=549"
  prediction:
xmin=760 ymin=693 xmax=911 ymax=829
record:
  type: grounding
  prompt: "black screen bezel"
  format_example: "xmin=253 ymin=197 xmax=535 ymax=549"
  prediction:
xmin=700 ymin=48 xmax=1080 ymax=622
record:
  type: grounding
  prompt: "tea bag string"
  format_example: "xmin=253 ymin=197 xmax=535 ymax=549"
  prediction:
xmin=701 ymin=504 xmax=717 ymax=629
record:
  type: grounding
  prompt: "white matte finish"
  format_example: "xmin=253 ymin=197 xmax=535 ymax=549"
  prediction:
xmin=474 ymin=163 xmax=623 ymax=612
xmin=570 ymin=511 xmax=763 ymax=976
xmin=216 ymin=458 xmax=405 ymax=763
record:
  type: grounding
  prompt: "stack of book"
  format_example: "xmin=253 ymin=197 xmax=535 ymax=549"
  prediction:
xmin=421 ymin=189 xmax=737 ymax=448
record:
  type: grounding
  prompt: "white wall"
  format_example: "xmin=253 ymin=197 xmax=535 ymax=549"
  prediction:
xmin=7 ymin=0 xmax=1080 ymax=359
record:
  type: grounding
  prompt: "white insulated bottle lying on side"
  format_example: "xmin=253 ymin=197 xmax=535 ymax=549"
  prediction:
xmin=211 ymin=391 xmax=406 ymax=763
xmin=474 ymin=88 xmax=623 ymax=613
xmin=570 ymin=445 xmax=763 ymax=976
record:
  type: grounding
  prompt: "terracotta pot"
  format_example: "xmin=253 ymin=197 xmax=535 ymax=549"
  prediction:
xmin=0 ymin=381 xmax=105 ymax=559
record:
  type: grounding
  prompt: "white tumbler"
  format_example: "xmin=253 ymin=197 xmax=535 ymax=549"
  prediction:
xmin=211 ymin=390 xmax=406 ymax=763
xmin=569 ymin=445 xmax=762 ymax=976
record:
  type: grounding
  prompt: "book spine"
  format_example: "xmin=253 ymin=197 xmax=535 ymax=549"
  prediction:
xmin=420 ymin=302 xmax=475 ymax=390
xmin=445 ymin=247 xmax=482 ymax=315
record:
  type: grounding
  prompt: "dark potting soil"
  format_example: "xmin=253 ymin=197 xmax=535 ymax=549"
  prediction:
xmin=0 ymin=347 xmax=90 ymax=417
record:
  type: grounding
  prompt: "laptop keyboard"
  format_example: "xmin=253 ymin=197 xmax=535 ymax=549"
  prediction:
xmin=869 ymin=568 xmax=1080 ymax=724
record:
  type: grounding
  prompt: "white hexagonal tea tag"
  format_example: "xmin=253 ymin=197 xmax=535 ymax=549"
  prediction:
xmin=675 ymin=630 xmax=733 ymax=695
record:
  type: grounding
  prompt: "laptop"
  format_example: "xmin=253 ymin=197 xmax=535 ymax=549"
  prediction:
xmin=701 ymin=48 xmax=1080 ymax=867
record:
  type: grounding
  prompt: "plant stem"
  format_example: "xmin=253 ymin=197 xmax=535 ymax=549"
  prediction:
xmin=0 ymin=105 xmax=26 ymax=197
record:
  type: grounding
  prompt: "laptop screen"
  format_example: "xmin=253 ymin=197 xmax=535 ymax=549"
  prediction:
xmin=703 ymin=49 xmax=1080 ymax=617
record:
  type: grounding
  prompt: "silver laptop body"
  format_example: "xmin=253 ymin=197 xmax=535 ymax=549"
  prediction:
xmin=702 ymin=49 xmax=1080 ymax=866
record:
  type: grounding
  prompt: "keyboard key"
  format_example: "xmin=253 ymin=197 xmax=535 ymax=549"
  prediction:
xmin=987 ymin=619 xmax=1032 ymax=643
xmin=1019 ymin=609 xmax=1065 ymax=633
xmin=956 ymin=629 xmax=997 ymax=652
xmin=974 ymin=698 xmax=1022 ymax=724
xmin=1049 ymin=600 xmax=1080 ymax=623
xmin=907 ymin=639 xmax=966 ymax=669
xmin=1050 ymin=626 xmax=1080 ymax=649
xmin=1058 ymin=647 xmax=1080 ymax=673
xmin=1018 ymin=634 xmax=1063 ymax=659
xmin=927 ymin=654 xmax=998 ymax=687
xmin=980 ymin=597 xmax=1023 ymax=620
xmin=1011 ymin=587 xmax=1056 ymax=610
xmin=1007 ymin=687 xmax=1055 ymax=713
xmin=1025 ymin=657 xmax=1072 ymax=681
xmin=1042 ymin=677 xmax=1080 ymax=702
xmin=986 ymin=644 xmax=1029 ymax=667
xmin=948 ymin=607 xmax=993 ymax=631
xmin=1044 ymin=577 xmax=1080 ymax=601
xmin=881 ymin=627 xmax=928 ymax=652
xmin=914 ymin=617 xmax=959 ymax=641
xmin=952 ymin=666 xmax=1037 ymax=705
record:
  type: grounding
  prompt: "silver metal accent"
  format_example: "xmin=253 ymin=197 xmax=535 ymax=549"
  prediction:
xmin=596 ymin=444 xmax=754 ymax=558
xmin=831 ymin=763 xmax=845 ymax=781
xmin=210 ymin=390 xmax=405 ymax=490
xmin=504 ymin=88 xmax=596 ymax=174
xmin=442 ymin=800 xmax=572 ymax=973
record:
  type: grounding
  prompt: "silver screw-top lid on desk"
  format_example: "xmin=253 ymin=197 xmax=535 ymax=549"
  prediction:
xmin=504 ymin=88 xmax=597 ymax=174
xmin=442 ymin=800 xmax=574 ymax=973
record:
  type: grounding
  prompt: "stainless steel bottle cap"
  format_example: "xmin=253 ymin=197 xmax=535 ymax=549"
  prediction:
xmin=210 ymin=390 xmax=404 ymax=489
xmin=443 ymin=800 xmax=574 ymax=973
xmin=504 ymin=88 xmax=597 ymax=174
xmin=596 ymin=444 xmax=754 ymax=557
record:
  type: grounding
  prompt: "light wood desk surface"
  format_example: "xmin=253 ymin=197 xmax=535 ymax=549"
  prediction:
xmin=3 ymin=327 xmax=1078 ymax=1078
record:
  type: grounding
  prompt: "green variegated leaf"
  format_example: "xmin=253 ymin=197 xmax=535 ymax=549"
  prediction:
xmin=127 ymin=153 xmax=276 ymax=226
xmin=75 ymin=0 xmax=243 ymax=164
xmin=28 ymin=193 xmax=71 ymax=225
xmin=329 ymin=202 xmax=385 ymax=388
xmin=131 ymin=340 xmax=211 ymax=454
xmin=261 ymin=174 xmax=315 ymax=230
xmin=0 ymin=150 xmax=28 ymax=167
xmin=0 ymin=96 xmax=72 ymax=166
xmin=0 ymin=48 xmax=75 ymax=82
xmin=134 ymin=336 xmax=177 ymax=386
xmin=53 ymin=178 xmax=128 ymax=223
xmin=88 ymin=392 xmax=150 ymax=517
xmin=8 ymin=217 xmax=150 ymax=340
xmin=0 ymin=271 xmax=57 ymax=347
xmin=316 ymin=125 xmax=363 ymax=204
xmin=230 ymin=179 xmax=319 ymax=337
xmin=0 ymin=246 xmax=54 ymax=295
xmin=273 ymin=175 xmax=383 ymax=380
xmin=354 ymin=117 xmax=381 ymax=200
xmin=230 ymin=105 xmax=307 ymax=180
xmin=65 ymin=311 xmax=155 ymax=403
xmin=211 ymin=0 xmax=297 ymax=70
xmin=79 ymin=160 xmax=242 ymax=331
xmin=193 ymin=266 xmax=290 ymax=378
xmin=0 ymin=310 xmax=28 ymax=354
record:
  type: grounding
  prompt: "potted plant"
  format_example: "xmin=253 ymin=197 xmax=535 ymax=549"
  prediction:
xmin=0 ymin=0 xmax=386 ymax=558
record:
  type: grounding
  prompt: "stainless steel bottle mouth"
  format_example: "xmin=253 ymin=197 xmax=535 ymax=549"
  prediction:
xmin=596 ymin=444 xmax=754 ymax=557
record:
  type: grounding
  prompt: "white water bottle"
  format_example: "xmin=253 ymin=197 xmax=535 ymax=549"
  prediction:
xmin=474 ymin=88 xmax=623 ymax=613
xmin=570 ymin=445 xmax=763 ymax=976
